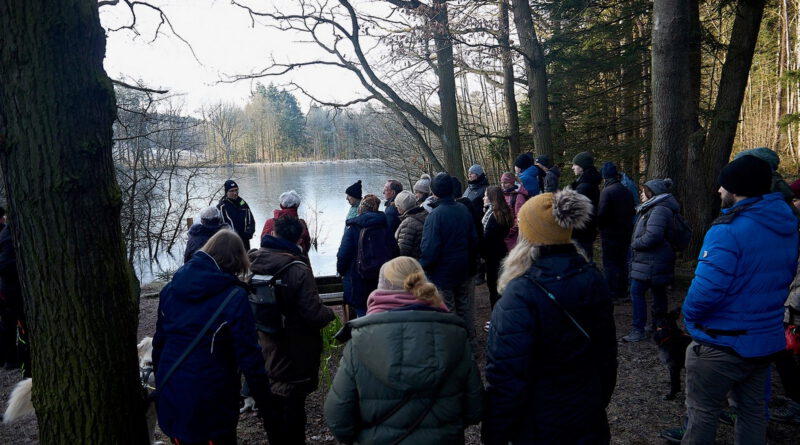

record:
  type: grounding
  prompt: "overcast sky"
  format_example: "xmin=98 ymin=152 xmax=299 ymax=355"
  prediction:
xmin=101 ymin=0 xmax=369 ymax=115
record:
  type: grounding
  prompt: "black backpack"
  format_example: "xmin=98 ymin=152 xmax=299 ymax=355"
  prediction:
xmin=356 ymin=225 xmax=395 ymax=280
xmin=669 ymin=211 xmax=693 ymax=252
xmin=248 ymin=261 xmax=305 ymax=334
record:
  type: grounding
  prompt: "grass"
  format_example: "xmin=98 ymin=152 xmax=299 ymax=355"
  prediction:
xmin=319 ymin=315 xmax=344 ymax=391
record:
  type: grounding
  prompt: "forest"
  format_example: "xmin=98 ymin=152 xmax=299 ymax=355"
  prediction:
xmin=1 ymin=0 xmax=800 ymax=443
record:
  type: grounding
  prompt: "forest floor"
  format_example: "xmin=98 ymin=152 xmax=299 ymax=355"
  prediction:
xmin=1 ymin=274 xmax=799 ymax=444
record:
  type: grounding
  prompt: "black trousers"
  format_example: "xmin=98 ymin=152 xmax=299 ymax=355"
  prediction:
xmin=264 ymin=391 xmax=308 ymax=445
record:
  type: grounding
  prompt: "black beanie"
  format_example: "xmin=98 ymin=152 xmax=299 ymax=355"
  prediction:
xmin=718 ymin=155 xmax=772 ymax=198
xmin=346 ymin=180 xmax=362 ymax=199
xmin=601 ymin=161 xmax=618 ymax=179
xmin=514 ymin=153 xmax=534 ymax=170
xmin=431 ymin=172 xmax=454 ymax=198
xmin=224 ymin=180 xmax=238 ymax=192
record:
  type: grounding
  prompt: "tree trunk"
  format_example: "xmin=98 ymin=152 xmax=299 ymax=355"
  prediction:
xmin=510 ymin=0 xmax=552 ymax=158
xmin=498 ymin=0 xmax=521 ymax=162
xmin=650 ymin=0 xmax=692 ymax=188
xmin=0 ymin=1 xmax=147 ymax=443
xmin=686 ymin=0 xmax=767 ymax=254
xmin=432 ymin=0 xmax=465 ymax=182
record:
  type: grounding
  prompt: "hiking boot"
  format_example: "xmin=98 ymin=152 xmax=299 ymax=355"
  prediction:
xmin=659 ymin=426 xmax=685 ymax=444
xmin=771 ymin=400 xmax=800 ymax=424
xmin=622 ymin=329 xmax=647 ymax=342
xmin=719 ymin=410 xmax=737 ymax=426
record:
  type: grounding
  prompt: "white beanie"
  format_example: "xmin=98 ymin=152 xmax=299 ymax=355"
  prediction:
xmin=279 ymin=190 xmax=301 ymax=208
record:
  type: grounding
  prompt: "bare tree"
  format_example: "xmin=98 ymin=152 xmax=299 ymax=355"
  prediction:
xmin=203 ymin=101 xmax=245 ymax=165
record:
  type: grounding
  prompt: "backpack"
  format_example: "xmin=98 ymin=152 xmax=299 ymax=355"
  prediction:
xmin=356 ymin=225 xmax=395 ymax=280
xmin=248 ymin=261 xmax=305 ymax=334
xmin=669 ymin=211 xmax=692 ymax=252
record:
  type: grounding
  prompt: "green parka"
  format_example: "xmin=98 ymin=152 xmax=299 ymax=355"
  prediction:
xmin=324 ymin=310 xmax=483 ymax=444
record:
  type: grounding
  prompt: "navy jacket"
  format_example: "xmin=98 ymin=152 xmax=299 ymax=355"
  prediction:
xmin=337 ymin=211 xmax=399 ymax=309
xmin=217 ymin=197 xmax=256 ymax=248
xmin=570 ymin=166 xmax=601 ymax=247
xmin=384 ymin=200 xmax=401 ymax=235
xmin=419 ymin=197 xmax=478 ymax=290
xmin=483 ymin=244 xmax=617 ymax=444
xmin=597 ymin=178 xmax=635 ymax=241
xmin=183 ymin=222 xmax=229 ymax=263
xmin=153 ymin=251 xmax=269 ymax=442
xmin=684 ymin=193 xmax=799 ymax=357
xmin=542 ymin=166 xmax=560 ymax=193
xmin=630 ymin=194 xmax=679 ymax=285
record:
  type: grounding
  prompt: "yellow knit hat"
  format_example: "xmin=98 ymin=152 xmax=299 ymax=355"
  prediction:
xmin=518 ymin=190 xmax=593 ymax=245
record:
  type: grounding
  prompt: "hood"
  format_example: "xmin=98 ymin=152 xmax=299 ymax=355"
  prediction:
xmin=249 ymin=245 xmax=306 ymax=275
xmin=272 ymin=208 xmax=298 ymax=219
xmin=638 ymin=193 xmax=680 ymax=214
xmin=346 ymin=211 xmax=388 ymax=228
xmin=346 ymin=311 xmax=469 ymax=391
xmin=167 ymin=251 xmax=241 ymax=301
xmin=260 ymin=234 xmax=302 ymax=255
xmin=735 ymin=147 xmax=779 ymax=171
xmin=727 ymin=192 xmax=798 ymax=236
xmin=467 ymin=174 xmax=489 ymax=188
xmin=188 ymin=222 xmax=229 ymax=236
xmin=576 ymin=166 xmax=602 ymax=187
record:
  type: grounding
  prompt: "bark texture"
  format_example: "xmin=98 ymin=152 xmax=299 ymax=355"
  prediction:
xmin=498 ymin=0 xmax=521 ymax=161
xmin=0 ymin=1 xmax=147 ymax=443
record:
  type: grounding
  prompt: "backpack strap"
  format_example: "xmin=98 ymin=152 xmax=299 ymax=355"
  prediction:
xmin=524 ymin=275 xmax=591 ymax=341
xmin=268 ymin=260 xmax=307 ymax=285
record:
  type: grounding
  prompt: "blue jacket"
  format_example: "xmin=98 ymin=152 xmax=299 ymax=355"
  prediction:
xmin=482 ymin=244 xmax=617 ymax=445
xmin=683 ymin=193 xmax=799 ymax=358
xmin=518 ymin=165 xmax=541 ymax=196
xmin=337 ymin=211 xmax=399 ymax=309
xmin=630 ymin=193 xmax=680 ymax=284
xmin=384 ymin=200 xmax=401 ymax=235
xmin=183 ymin=221 xmax=229 ymax=263
xmin=419 ymin=197 xmax=478 ymax=289
xmin=153 ymin=251 xmax=269 ymax=442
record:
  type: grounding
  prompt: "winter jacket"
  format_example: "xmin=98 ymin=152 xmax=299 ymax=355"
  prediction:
xmin=518 ymin=165 xmax=541 ymax=196
xmin=457 ymin=196 xmax=484 ymax=276
xmin=259 ymin=207 xmax=312 ymax=254
xmin=249 ymin=237 xmax=335 ymax=397
xmin=217 ymin=197 xmax=256 ymax=249
xmin=542 ymin=166 xmax=560 ymax=193
xmin=337 ymin=212 xmax=400 ymax=309
xmin=183 ymin=221 xmax=229 ymax=263
xmin=570 ymin=166 xmax=602 ymax=248
xmin=463 ymin=174 xmax=489 ymax=214
xmin=630 ymin=193 xmax=680 ymax=285
xmin=683 ymin=193 xmax=799 ymax=358
xmin=502 ymin=185 xmax=528 ymax=251
xmin=419 ymin=197 xmax=478 ymax=290
xmin=395 ymin=206 xmax=427 ymax=259
xmin=385 ymin=199 xmax=401 ymax=235
xmin=324 ymin=310 xmax=483 ymax=444
xmin=785 ymin=253 xmax=800 ymax=325
xmin=481 ymin=208 xmax=510 ymax=266
xmin=597 ymin=178 xmax=635 ymax=242
xmin=620 ymin=173 xmax=640 ymax=206
xmin=153 ymin=251 xmax=270 ymax=443
xmin=483 ymin=244 xmax=617 ymax=445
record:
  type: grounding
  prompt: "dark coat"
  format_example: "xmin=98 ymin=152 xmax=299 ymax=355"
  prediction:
xmin=419 ymin=197 xmax=478 ymax=290
xmin=395 ymin=206 xmax=427 ymax=259
xmin=482 ymin=244 xmax=617 ymax=445
xmin=337 ymin=211 xmax=399 ymax=309
xmin=597 ymin=178 xmax=635 ymax=242
xmin=570 ymin=166 xmax=602 ymax=247
xmin=183 ymin=221 xmax=229 ymax=263
xmin=630 ymin=194 xmax=680 ymax=285
xmin=217 ymin=197 xmax=256 ymax=248
xmin=542 ymin=166 xmax=560 ymax=193
xmin=463 ymin=174 xmax=489 ymax=214
xmin=481 ymin=209 xmax=510 ymax=265
xmin=324 ymin=310 xmax=483 ymax=444
xmin=384 ymin=199 xmax=401 ymax=235
xmin=249 ymin=237 xmax=335 ymax=396
xmin=153 ymin=251 xmax=270 ymax=443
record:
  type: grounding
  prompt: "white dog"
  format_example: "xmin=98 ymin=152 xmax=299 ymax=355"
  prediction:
xmin=3 ymin=337 xmax=162 ymax=445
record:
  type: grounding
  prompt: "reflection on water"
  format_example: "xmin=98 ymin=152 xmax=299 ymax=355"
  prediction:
xmin=134 ymin=160 xmax=392 ymax=283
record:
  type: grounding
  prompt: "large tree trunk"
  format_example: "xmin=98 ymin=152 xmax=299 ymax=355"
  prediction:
xmin=498 ymin=0 xmax=521 ymax=162
xmin=432 ymin=0 xmax=465 ymax=182
xmin=510 ymin=0 xmax=553 ymax=158
xmin=0 ymin=1 xmax=147 ymax=443
xmin=650 ymin=0 xmax=692 ymax=187
xmin=686 ymin=0 xmax=766 ymax=253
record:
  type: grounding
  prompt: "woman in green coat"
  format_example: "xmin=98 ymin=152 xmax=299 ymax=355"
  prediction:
xmin=324 ymin=256 xmax=483 ymax=444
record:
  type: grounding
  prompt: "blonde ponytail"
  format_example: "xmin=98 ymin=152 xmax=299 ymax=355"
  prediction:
xmin=404 ymin=272 xmax=443 ymax=306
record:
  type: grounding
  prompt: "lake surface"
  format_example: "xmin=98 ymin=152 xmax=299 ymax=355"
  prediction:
xmin=134 ymin=160 xmax=393 ymax=282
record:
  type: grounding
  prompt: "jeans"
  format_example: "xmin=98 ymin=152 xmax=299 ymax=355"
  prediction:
xmin=601 ymin=237 xmax=629 ymax=300
xmin=683 ymin=341 xmax=769 ymax=445
xmin=629 ymin=278 xmax=667 ymax=332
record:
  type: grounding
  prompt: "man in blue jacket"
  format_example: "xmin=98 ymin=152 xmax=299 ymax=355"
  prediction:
xmin=681 ymin=155 xmax=799 ymax=444
xmin=514 ymin=152 xmax=540 ymax=196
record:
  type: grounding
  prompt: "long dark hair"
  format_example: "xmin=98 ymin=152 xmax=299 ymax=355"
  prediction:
xmin=486 ymin=186 xmax=512 ymax=228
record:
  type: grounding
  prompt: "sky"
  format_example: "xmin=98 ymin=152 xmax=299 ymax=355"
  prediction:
xmin=101 ymin=0 xmax=370 ymax=115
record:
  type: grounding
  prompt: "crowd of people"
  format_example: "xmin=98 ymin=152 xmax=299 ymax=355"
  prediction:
xmin=5 ymin=147 xmax=799 ymax=444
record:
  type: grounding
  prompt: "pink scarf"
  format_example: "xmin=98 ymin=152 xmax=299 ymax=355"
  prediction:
xmin=366 ymin=289 xmax=449 ymax=315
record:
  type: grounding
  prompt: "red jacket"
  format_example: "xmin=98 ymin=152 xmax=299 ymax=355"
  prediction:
xmin=260 ymin=207 xmax=312 ymax=254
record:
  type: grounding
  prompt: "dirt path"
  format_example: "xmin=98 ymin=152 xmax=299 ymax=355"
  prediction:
xmin=1 ymin=282 xmax=798 ymax=444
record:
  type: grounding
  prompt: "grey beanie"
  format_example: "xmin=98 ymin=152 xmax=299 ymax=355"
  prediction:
xmin=644 ymin=178 xmax=673 ymax=196
xmin=394 ymin=190 xmax=417 ymax=214
xmin=279 ymin=190 xmax=301 ymax=208
xmin=414 ymin=174 xmax=432 ymax=194
xmin=468 ymin=164 xmax=485 ymax=176
xmin=572 ymin=152 xmax=594 ymax=169
xmin=199 ymin=206 xmax=222 ymax=225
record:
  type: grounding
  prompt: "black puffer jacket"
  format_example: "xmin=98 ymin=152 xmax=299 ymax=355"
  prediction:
xmin=630 ymin=194 xmax=680 ymax=285
xmin=570 ymin=166 xmax=602 ymax=247
xmin=462 ymin=174 xmax=489 ymax=214
xmin=483 ymin=244 xmax=617 ymax=445
xmin=597 ymin=178 xmax=635 ymax=241
xmin=217 ymin=197 xmax=256 ymax=248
